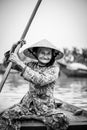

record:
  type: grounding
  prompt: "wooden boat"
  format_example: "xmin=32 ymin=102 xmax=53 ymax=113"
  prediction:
xmin=59 ymin=62 xmax=87 ymax=77
xmin=0 ymin=99 xmax=87 ymax=130
xmin=61 ymin=67 xmax=87 ymax=77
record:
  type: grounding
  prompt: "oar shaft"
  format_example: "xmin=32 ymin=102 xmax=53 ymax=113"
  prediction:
xmin=20 ymin=0 xmax=42 ymax=40
xmin=0 ymin=44 xmax=21 ymax=92
xmin=0 ymin=0 xmax=42 ymax=92
xmin=0 ymin=62 xmax=12 ymax=92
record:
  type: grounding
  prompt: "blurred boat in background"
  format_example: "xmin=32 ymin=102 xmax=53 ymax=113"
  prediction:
xmin=58 ymin=62 xmax=87 ymax=77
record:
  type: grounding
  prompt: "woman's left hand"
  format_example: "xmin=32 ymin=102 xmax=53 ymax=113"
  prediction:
xmin=9 ymin=53 xmax=26 ymax=70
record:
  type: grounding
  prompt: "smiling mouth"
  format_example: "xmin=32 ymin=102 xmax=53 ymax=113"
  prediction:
xmin=40 ymin=58 xmax=50 ymax=60
xmin=40 ymin=59 xmax=50 ymax=62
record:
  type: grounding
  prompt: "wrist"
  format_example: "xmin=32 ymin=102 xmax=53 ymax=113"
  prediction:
xmin=20 ymin=64 xmax=27 ymax=76
xmin=16 ymin=60 xmax=26 ymax=71
xmin=19 ymin=61 xmax=26 ymax=69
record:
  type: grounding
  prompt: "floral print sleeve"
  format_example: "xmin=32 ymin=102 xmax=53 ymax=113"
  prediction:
xmin=21 ymin=63 xmax=59 ymax=86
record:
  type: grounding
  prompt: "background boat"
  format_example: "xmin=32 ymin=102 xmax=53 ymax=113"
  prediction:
xmin=61 ymin=66 xmax=87 ymax=77
xmin=58 ymin=62 xmax=87 ymax=77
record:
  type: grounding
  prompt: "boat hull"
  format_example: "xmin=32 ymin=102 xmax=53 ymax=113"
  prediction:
xmin=11 ymin=116 xmax=87 ymax=130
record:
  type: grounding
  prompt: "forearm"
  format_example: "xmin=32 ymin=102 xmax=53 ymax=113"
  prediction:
xmin=21 ymin=65 xmax=59 ymax=86
xmin=15 ymin=60 xmax=26 ymax=72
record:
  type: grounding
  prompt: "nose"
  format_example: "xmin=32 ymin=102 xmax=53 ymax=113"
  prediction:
xmin=43 ymin=54 xmax=48 ymax=59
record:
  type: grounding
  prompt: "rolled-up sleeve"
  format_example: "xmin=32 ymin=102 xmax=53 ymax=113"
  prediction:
xmin=21 ymin=65 xmax=59 ymax=86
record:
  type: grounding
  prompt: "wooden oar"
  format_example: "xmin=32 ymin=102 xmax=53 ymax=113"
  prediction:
xmin=0 ymin=0 xmax=42 ymax=92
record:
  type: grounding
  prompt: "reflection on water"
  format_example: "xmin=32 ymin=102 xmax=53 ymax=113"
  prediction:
xmin=0 ymin=72 xmax=87 ymax=112
xmin=55 ymin=72 xmax=87 ymax=110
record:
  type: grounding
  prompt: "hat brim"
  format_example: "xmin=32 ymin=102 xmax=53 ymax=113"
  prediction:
xmin=23 ymin=46 xmax=63 ymax=60
xmin=21 ymin=39 xmax=64 ymax=60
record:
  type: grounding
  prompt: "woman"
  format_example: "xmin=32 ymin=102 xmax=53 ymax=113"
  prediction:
xmin=0 ymin=39 xmax=69 ymax=130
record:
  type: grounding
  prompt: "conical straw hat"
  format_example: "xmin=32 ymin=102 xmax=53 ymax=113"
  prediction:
xmin=21 ymin=39 xmax=63 ymax=60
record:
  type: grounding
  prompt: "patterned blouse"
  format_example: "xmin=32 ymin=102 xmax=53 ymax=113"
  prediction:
xmin=20 ymin=61 xmax=60 ymax=114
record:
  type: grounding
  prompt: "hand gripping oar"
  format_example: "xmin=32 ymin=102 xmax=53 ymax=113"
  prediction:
xmin=0 ymin=0 xmax=42 ymax=92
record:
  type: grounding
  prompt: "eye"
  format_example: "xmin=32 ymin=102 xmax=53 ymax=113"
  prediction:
xmin=41 ymin=51 xmax=45 ymax=55
xmin=48 ymin=52 xmax=51 ymax=55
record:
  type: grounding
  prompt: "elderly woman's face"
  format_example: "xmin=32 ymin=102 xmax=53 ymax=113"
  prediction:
xmin=37 ymin=47 xmax=52 ymax=64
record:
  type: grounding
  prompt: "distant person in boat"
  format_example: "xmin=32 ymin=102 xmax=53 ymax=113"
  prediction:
xmin=0 ymin=39 xmax=69 ymax=130
xmin=63 ymin=49 xmax=74 ymax=63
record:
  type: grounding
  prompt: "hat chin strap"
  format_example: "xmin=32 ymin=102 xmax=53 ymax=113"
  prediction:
xmin=28 ymin=49 xmax=38 ymax=59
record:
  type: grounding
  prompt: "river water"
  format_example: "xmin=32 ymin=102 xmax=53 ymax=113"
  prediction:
xmin=0 ymin=71 xmax=87 ymax=112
